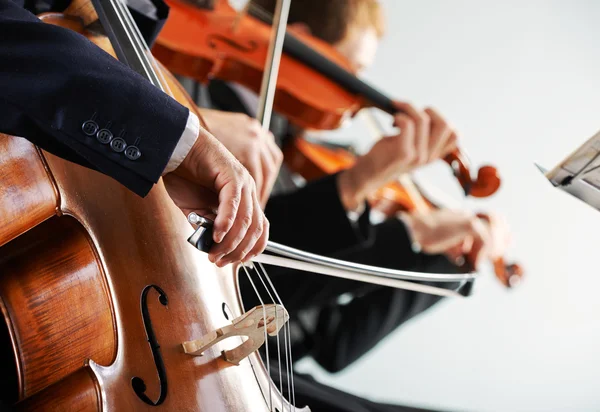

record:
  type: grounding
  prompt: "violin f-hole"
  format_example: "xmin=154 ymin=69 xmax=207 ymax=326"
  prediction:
xmin=207 ymin=34 xmax=258 ymax=53
xmin=131 ymin=285 xmax=169 ymax=406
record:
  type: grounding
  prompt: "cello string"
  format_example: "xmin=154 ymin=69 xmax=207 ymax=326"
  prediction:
xmin=250 ymin=263 xmax=287 ymax=408
xmin=242 ymin=265 xmax=274 ymax=411
xmin=286 ymin=322 xmax=295 ymax=411
xmin=257 ymin=262 xmax=295 ymax=410
xmin=108 ymin=0 xmax=160 ymax=88
xmin=116 ymin=0 xmax=175 ymax=96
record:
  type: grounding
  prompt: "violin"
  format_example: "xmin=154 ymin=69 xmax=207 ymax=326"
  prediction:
xmin=0 ymin=0 xmax=301 ymax=410
xmin=285 ymin=111 xmax=523 ymax=288
xmin=152 ymin=0 xmax=500 ymax=198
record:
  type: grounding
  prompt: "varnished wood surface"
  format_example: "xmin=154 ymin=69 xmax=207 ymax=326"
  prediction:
xmin=39 ymin=148 xmax=277 ymax=410
xmin=15 ymin=367 xmax=101 ymax=412
xmin=0 ymin=135 xmax=57 ymax=248
xmin=0 ymin=216 xmax=116 ymax=399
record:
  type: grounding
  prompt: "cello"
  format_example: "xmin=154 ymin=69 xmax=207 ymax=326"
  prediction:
xmin=0 ymin=0 xmax=302 ymax=410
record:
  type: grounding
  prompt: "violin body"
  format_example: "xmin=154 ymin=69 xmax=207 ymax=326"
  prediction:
xmin=153 ymin=0 xmax=361 ymax=130
xmin=0 ymin=8 xmax=292 ymax=411
xmin=283 ymin=136 xmax=523 ymax=287
xmin=282 ymin=137 xmax=430 ymax=215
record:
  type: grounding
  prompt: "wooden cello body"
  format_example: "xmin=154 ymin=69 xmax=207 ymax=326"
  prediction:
xmin=0 ymin=7 xmax=294 ymax=412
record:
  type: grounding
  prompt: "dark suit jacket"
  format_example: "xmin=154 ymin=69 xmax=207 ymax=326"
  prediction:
xmin=0 ymin=0 xmax=187 ymax=196
xmin=204 ymin=79 xmax=470 ymax=372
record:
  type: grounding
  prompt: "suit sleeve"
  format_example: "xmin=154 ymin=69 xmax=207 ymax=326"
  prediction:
xmin=0 ymin=0 xmax=188 ymax=197
xmin=302 ymin=218 xmax=468 ymax=373
xmin=265 ymin=173 xmax=373 ymax=255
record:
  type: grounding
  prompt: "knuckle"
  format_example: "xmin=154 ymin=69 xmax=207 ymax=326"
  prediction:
xmin=274 ymin=149 xmax=284 ymax=163
xmin=416 ymin=153 xmax=428 ymax=164
xmin=398 ymin=148 xmax=416 ymax=163
xmin=248 ymin=118 xmax=262 ymax=132
xmin=241 ymin=214 xmax=253 ymax=229
xmin=221 ymin=215 xmax=236 ymax=229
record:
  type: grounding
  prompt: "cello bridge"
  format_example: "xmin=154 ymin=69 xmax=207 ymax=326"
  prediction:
xmin=182 ymin=304 xmax=288 ymax=365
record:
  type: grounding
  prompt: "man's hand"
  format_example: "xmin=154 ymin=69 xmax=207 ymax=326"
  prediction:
xmin=200 ymin=109 xmax=283 ymax=207
xmin=163 ymin=127 xmax=269 ymax=268
xmin=400 ymin=209 xmax=511 ymax=270
xmin=337 ymin=103 xmax=457 ymax=211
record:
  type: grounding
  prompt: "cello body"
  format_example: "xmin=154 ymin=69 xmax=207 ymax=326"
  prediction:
xmin=0 ymin=9 xmax=293 ymax=412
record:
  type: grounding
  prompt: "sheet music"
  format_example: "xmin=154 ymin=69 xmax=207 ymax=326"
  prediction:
xmin=540 ymin=129 xmax=600 ymax=210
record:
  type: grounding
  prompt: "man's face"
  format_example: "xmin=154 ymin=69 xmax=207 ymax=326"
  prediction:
xmin=334 ymin=27 xmax=379 ymax=74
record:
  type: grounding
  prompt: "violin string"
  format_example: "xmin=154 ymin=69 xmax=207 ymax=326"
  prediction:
xmin=250 ymin=263 xmax=286 ymax=409
xmin=257 ymin=261 xmax=296 ymax=410
xmin=241 ymin=264 xmax=274 ymax=411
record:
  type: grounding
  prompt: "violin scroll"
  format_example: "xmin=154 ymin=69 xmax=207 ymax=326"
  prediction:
xmin=476 ymin=213 xmax=524 ymax=289
xmin=494 ymin=260 xmax=524 ymax=289
xmin=445 ymin=151 xmax=501 ymax=198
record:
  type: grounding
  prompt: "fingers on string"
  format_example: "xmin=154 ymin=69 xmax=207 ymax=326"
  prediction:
xmin=213 ymin=180 xmax=241 ymax=244
xmin=214 ymin=187 xmax=264 ymax=267
xmin=212 ymin=184 xmax=253 ymax=263
xmin=392 ymin=113 xmax=416 ymax=163
xmin=424 ymin=107 xmax=455 ymax=161
xmin=467 ymin=219 xmax=492 ymax=270
xmin=394 ymin=101 xmax=430 ymax=165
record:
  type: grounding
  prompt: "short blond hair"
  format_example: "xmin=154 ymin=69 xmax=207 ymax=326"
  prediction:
xmin=250 ymin=0 xmax=385 ymax=45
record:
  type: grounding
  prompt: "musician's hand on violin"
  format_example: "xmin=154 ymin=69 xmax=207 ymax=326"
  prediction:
xmin=163 ymin=127 xmax=269 ymax=267
xmin=337 ymin=103 xmax=457 ymax=211
xmin=200 ymin=109 xmax=283 ymax=208
xmin=400 ymin=209 xmax=510 ymax=270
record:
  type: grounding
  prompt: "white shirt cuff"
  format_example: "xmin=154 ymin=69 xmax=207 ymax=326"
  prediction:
xmin=164 ymin=111 xmax=200 ymax=174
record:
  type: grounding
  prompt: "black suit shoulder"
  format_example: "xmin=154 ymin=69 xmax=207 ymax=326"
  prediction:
xmin=0 ymin=0 xmax=188 ymax=196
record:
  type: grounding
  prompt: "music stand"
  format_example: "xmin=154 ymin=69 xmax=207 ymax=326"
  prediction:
xmin=537 ymin=129 xmax=600 ymax=211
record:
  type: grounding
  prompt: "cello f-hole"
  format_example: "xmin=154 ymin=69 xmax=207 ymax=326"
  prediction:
xmin=131 ymin=285 xmax=168 ymax=406
xmin=222 ymin=302 xmax=232 ymax=320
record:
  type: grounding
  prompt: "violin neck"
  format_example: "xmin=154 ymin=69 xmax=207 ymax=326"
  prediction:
xmin=282 ymin=33 xmax=396 ymax=114
xmin=186 ymin=0 xmax=217 ymax=10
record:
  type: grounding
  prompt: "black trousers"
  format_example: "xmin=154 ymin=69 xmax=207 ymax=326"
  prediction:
xmin=272 ymin=369 xmax=441 ymax=412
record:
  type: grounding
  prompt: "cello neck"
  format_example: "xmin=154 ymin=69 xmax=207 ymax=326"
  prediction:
xmin=91 ymin=0 xmax=163 ymax=88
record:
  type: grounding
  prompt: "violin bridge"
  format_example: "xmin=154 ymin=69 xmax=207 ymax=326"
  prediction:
xmin=182 ymin=304 xmax=289 ymax=365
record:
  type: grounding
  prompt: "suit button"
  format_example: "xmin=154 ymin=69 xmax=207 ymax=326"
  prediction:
xmin=124 ymin=146 xmax=141 ymax=160
xmin=96 ymin=129 xmax=113 ymax=144
xmin=82 ymin=120 xmax=99 ymax=136
xmin=110 ymin=138 xmax=127 ymax=153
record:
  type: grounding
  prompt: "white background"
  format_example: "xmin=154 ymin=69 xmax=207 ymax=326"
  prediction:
xmin=295 ymin=1 xmax=600 ymax=411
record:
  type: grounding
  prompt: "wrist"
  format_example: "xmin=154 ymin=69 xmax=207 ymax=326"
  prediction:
xmin=172 ymin=127 xmax=210 ymax=181
xmin=397 ymin=212 xmax=423 ymax=252
xmin=164 ymin=112 xmax=201 ymax=175
xmin=337 ymin=168 xmax=365 ymax=212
